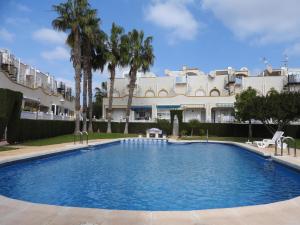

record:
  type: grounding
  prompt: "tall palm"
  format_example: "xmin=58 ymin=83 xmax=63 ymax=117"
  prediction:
xmin=52 ymin=0 xmax=92 ymax=133
xmin=106 ymin=23 xmax=125 ymax=133
xmin=81 ymin=9 xmax=100 ymax=132
xmin=123 ymin=30 xmax=155 ymax=134
xmin=88 ymin=30 xmax=107 ymax=132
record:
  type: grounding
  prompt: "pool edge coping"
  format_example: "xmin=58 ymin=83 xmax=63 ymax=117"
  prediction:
xmin=1 ymin=138 xmax=300 ymax=225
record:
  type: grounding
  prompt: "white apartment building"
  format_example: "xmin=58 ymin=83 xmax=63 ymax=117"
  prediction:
xmin=102 ymin=66 xmax=300 ymax=123
xmin=0 ymin=49 xmax=75 ymax=120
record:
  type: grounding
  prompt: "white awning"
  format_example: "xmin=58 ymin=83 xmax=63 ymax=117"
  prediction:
xmin=216 ymin=103 xmax=234 ymax=108
xmin=105 ymin=105 xmax=127 ymax=109
xmin=182 ymin=104 xmax=205 ymax=109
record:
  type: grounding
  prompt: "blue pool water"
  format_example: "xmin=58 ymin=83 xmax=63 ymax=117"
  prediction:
xmin=1 ymin=140 xmax=300 ymax=211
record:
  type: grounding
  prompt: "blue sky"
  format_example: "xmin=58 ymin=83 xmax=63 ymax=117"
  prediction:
xmin=1 ymin=0 xmax=300 ymax=89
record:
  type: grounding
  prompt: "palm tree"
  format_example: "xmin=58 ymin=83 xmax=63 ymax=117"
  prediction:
xmin=123 ymin=30 xmax=155 ymax=134
xmin=81 ymin=8 xmax=101 ymax=132
xmin=52 ymin=0 xmax=92 ymax=134
xmin=88 ymin=30 xmax=107 ymax=132
xmin=106 ymin=23 xmax=125 ymax=133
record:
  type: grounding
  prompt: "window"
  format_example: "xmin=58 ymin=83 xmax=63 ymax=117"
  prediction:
xmin=158 ymin=89 xmax=168 ymax=97
xmin=145 ymin=90 xmax=155 ymax=97
xmin=210 ymin=89 xmax=220 ymax=97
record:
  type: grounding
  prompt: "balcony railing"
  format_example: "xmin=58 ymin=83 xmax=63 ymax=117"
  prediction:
xmin=288 ymin=74 xmax=300 ymax=84
xmin=21 ymin=111 xmax=74 ymax=121
xmin=175 ymin=76 xmax=187 ymax=84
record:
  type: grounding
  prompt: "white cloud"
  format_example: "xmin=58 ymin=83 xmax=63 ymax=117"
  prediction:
xmin=201 ymin=0 xmax=300 ymax=44
xmin=16 ymin=3 xmax=31 ymax=12
xmin=33 ymin=28 xmax=67 ymax=45
xmin=285 ymin=43 xmax=300 ymax=57
xmin=41 ymin=46 xmax=70 ymax=61
xmin=145 ymin=0 xmax=200 ymax=43
xmin=5 ymin=17 xmax=31 ymax=26
xmin=0 ymin=28 xmax=15 ymax=42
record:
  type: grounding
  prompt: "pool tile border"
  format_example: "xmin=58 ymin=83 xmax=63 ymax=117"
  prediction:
xmin=1 ymin=138 xmax=300 ymax=225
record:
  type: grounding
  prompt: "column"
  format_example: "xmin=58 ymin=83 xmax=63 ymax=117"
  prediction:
xmin=152 ymin=104 xmax=157 ymax=122
xmin=206 ymin=104 xmax=211 ymax=123
xmin=102 ymin=104 xmax=106 ymax=120
xmin=17 ymin=58 xmax=20 ymax=83
xmin=21 ymin=100 xmax=25 ymax=110
xmin=130 ymin=110 xmax=134 ymax=122
xmin=34 ymin=68 xmax=37 ymax=88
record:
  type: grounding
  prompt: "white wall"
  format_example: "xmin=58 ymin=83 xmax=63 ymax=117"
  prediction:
xmin=0 ymin=71 xmax=75 ymax=111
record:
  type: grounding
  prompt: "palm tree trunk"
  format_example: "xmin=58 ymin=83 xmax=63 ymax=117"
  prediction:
xmin=74 ymin=29 xmax=81 ymax=134
xmin=107 ymin=66 xmax=115 ymax=133
xmin=124 ymin=69 xmax=136 ymax=134
xmin=88 ymin=69 xmax=93 ymax=133
xmin=82 ymin=63 xmax=88 ymax=132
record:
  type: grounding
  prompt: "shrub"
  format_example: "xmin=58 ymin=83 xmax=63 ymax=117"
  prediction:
xmin=188 ymin=119 xmax=201 ymax=136
xmin=180 ymin=130 xmax=188 ymax=137
xmin=156 ymin=119 xmax=172 ymax=134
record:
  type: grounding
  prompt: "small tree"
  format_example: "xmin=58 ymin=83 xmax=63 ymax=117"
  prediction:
xmin=236 ymin=89 xmax=300 ymax=136
xmin=253 ymin=91 xmax=300 ymax=134
xmin=234 ymin=87 xmax=257 ymax=141
xmin=188 ymin=119 xmax=200 ymax=136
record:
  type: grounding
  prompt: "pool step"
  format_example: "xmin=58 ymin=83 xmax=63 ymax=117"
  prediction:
xmin=121 ymin=138 xmax=168 ymax=144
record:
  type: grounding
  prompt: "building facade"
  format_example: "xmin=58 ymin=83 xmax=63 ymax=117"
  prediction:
xmin=0 ymin=49 xmax=75 ymax=120
xmin=102 ymin=66 xmax=300 ymax=123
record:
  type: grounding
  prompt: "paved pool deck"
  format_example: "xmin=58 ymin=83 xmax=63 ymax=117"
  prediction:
xmin=0 ymin=139 xmax=300 ymax=225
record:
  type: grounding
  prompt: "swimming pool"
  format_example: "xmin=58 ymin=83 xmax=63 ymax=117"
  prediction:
xmin=0 ymin=140 xmax=300 ymax=211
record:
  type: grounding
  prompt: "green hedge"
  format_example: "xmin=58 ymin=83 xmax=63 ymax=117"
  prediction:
xmin=6 ymin=119 xmax=300 ymax=143
xmin=91 ymin=121 xmax=300 ymax=138
xmin=92 ymin=122 xmax=158 ymax=134
xmin=0 ymin=118 xmax=6 ymax=140
xmin=0 ymin=88 xmax=23 ymax=141
xmin=7 ymin=119 xmax=75 ymax=143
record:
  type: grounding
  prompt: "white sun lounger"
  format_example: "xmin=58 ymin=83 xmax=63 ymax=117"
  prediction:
xmin=254 ymin=131 xmax=284 ymax=148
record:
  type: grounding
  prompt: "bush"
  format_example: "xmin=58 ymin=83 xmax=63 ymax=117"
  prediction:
xmin=188 ymin=119 xmax=201 ymax=136
xmin=180 ymin=130 xmax=188 ymax=137
xmin=156 ymin=119 xmax=172 ymax=134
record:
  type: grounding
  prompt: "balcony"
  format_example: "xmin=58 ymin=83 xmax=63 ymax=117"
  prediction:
xmin=175 ymin=76 xmax=187 ymax=84
xmin=288 ymin=74 xmax=300 ymax=84
xmin=21 ymin=111 xmax=74 ymax=121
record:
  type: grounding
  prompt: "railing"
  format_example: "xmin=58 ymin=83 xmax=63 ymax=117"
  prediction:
xmin=288 ymin=74 xmax=300 ymax=84
xmin=21 ymin=111 xmax=74 ymax=121
xmin=74 ymin=132 xmax=83 ymax=144
xmin=82 ymin=131 xmax=88 ymax=144
xmin=275 ymin=136 xmax=297 ymax=157
xmin=175 ymin=76 xmax=187 ymax=84
xmin=73 ymin=131 xmax=89 ymax=144
xmin=224 ymin=75 xmax=236 ymax=87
